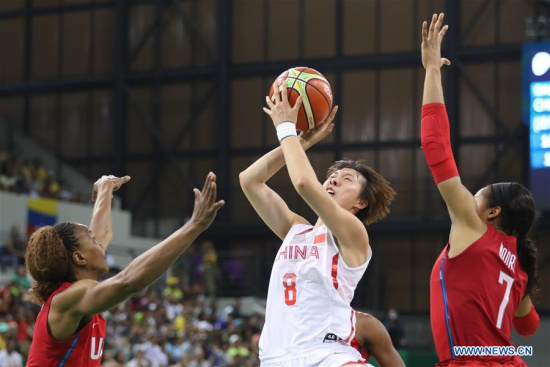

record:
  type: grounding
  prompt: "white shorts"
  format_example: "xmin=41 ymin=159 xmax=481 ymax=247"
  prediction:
xmin=261 ymin=344 xmax=372 ymax=367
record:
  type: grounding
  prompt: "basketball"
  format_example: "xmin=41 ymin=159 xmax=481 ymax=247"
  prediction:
xmin=269 ymin=67 xmax=333 ymax=131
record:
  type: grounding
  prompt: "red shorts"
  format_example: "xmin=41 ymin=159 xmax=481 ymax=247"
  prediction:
xmin=436 ymin=356 xmax=527 ymax=367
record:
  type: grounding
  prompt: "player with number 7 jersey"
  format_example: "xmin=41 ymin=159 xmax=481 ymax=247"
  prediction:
xmin=421 ymin=14 xmax=540 ymax=367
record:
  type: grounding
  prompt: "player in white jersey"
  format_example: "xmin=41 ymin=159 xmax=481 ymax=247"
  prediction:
xmin=240 ymin=84 xmax=396 ymax=366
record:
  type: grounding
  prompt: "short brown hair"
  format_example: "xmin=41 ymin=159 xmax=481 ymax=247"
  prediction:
xmin=327 ymin=159 xmax=396 ymax=225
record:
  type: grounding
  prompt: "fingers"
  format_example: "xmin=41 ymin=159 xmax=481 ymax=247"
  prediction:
xmin=293 ymin=95 xmax=303 ymax=111
xmin=265 ymin=95 xmax=275 ymax=109
xmin=434 ymin=13 xmax=444 ymax=34
xmin=212 ymin=200 xmax=225 ymax=212
xmin=113 ymin=175 xmax=131 ymax=191
xmin=422 ymin=21 xmax=428 ymax=43
xmin=438 ymin=24 xmax=449 ymax=42
xmin=441 ymin=58 xmax=451 ymax=67
xmin=280 ymin=82 xmax=288 ymax=104
xmin=428 ymin=13 xmax=436 ymax=38
xmin=263 ymin=107 xmax=272 ymax=115
xmin=327 ymin=105 xmax=339 ymax=122
xmin=200 ymin=172 xmax=213 ymax=196
xmin=274 ymin=82 xmax=282 ymax=104
xmin=193 ymin=188 xmax=201 ymax=203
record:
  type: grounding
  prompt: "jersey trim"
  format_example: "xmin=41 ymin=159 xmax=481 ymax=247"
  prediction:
xmin=343 ymin=310 xmax=356 ymax=343
xmin=59 ymin=334 xmax=80 ymax=367
xmin=440 ymin=257 xmax=456 ymax=359
xmin=332 ymin=254 xmax=339 ymax=290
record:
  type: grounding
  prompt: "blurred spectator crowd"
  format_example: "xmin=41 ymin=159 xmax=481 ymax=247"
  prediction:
xmin=0 ymin=267 xmax=263 ymax=366
xmin=0 ymin=151 xmax=79 ymax=202
xmin=0 ymin=235 xmax=261 ymax=366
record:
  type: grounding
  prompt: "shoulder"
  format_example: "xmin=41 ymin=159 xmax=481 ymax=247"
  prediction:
xmin=51 ymin=279 xmax=99 ymax=313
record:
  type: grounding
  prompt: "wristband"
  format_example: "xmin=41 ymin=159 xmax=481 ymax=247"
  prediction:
xmin=513 ymin=304 xmax=539 ymax=337
xmin=276 ymin=121 xmax=297 ymax=142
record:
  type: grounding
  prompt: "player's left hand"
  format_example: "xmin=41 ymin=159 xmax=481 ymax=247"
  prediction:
xmin=421 ymin=13 xmax=451 ymax=70
xmin=92 ymin=175 xmax=131 ymax=202
xmin=264 ymin=81 xmax=303 ymax=127
xmin=299 ymin=106 xmax=338 ymax=148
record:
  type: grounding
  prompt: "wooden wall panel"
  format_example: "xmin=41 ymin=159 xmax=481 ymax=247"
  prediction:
xmin=0 ymin=19 xmax=24 ymax=82
xmin=459 ymin=64 xmax=496 ymax=137
xmin=59 ymin=92 xmax=89 ymax=157
xmin=231 ymin=78 xmax=265 ymax=148
xmin=129 ymin=5 xmax=154 ymax=71
xmin=62 ymin=12 xmax=90 ymax=77
xmin=380 ymin=69 xmax=415 ymax=141
xmin=90 ymin=91 xmax=113 ymax=156
xmin=380 ymin=0 xmax=415 ymax=53
xmin=93 ymin=9 xmax=114 ymax=74
xmin=126 ymin=88 xmax=154 ymax=154
xmin=32 ymin=15 xmax=59 ymax=79
xmin=342 ymin=71 xmax=376 ymax=142
xmin=233 ymin=0 xmax=264 ymax=63
xmin=29 ymin=94 xmax=58 ymax=151
xmin=303 ymin=0 xmax=335 ymax=58
xmin=343 ymin=0 xmax=376 ymax=55
xmin=267 ymin=0 xmax=300 ymax=61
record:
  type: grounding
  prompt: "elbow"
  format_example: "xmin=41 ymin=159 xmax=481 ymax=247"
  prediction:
xmin=238 ymin=171 xmax=248 ymax=187
xmin=239 ymin=170 xmax=254 ymax=190
xmin=293 ymin=177 xmax=312 ymax=195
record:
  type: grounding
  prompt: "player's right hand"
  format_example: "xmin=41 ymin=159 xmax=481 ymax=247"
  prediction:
xmin=92 ymin=175 xmax=131 ymax=202
xmin=190 ymin=172 xmax=225 ymax=232
xmin=299 ymin=106 xmax=338 ymax=147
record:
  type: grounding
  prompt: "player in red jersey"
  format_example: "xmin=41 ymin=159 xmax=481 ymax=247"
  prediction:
xmin=26 ymin=173 xmax=224 ymax=366
xmin=350 ymin=312 xmax=404 ymax=367
xmin=421 ymin=13 xmax=540 ymax=366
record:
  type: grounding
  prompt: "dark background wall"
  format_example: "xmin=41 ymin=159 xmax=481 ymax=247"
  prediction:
xmin=0 ymin=0 xmax=548 ymax=312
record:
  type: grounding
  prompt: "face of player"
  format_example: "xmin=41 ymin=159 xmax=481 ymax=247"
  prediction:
xmin=72 ymin=223 xmax=109 ymax=277
xmin=474 ymin=186 xmax=497 ymax=222
xmin=323 ymin=168 xmax=368 ymax=214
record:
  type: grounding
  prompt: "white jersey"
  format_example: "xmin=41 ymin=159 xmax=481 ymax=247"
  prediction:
xmin=259 ymin=224 xmax=371 ymax=364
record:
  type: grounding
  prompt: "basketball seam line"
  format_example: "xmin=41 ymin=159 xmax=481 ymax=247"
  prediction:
xmin=291 ymin=68 xmax=312 ymax=128
xmin=287 ymin=73 xmax=332 ymax=127
xmin=304 ymin=78 xmax=332 ymax=118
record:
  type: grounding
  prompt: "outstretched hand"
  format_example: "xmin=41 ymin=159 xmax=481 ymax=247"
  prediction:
xmin=264 ymin=81 xmax=303 ymax=127
xmin=92 ymin=175 xmax=131 ymax=202
xmin=190 ymin=172 xmax=225 ymax=232
xmin=299 ymin=106 xmax=338 ymax=147
xmin=421 ymin=13 xmax=451 ymax=70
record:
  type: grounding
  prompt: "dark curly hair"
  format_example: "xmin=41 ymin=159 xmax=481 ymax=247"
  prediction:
xmin=25 ymin=222 xmax=80 ymax=305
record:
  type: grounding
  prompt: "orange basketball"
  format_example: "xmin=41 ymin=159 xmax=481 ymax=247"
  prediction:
xmin=269 ymin=67 xmax=333 ymax=131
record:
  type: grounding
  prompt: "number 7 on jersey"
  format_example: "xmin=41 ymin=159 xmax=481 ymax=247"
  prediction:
xmin=496 ymin=271 xmax=514 ymax=329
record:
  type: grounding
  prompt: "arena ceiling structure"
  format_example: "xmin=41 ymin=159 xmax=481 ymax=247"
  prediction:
xmin=0 ymin=0 xmax=548 ymax=311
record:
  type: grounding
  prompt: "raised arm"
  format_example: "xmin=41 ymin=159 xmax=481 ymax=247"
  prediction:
xmin=89 ymin=175 xmax=131 ymax=251
xmin=239 ymin=106 xmax=337 ymax=240
xmin=52 ymin=173 xmax=224 ymax=329
xmin=264 ymin=86 xmax=369 ymax=267
xmin=421 ymin=13 xmax=486 ymax=253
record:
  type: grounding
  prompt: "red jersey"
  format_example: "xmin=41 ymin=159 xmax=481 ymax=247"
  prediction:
xmin=430 ymin=224 xmax=528 ymax=366
xmin=350 ymin=336 xmax=370 ymax=361
xmin=27 ymin=282 xmax=106 ymax=367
